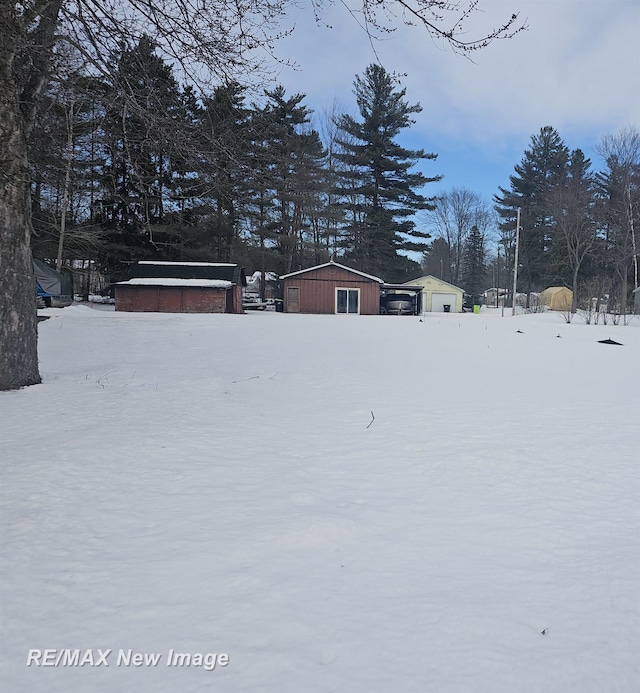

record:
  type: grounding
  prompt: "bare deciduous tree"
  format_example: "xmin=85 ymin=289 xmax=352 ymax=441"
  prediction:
xmin=596 ymin=127 xmax=640 ymax=310
xmin=546 ymin=149 xmax=597 ymax=312
xmin=424 ymin=187 xmax=491 ymax=285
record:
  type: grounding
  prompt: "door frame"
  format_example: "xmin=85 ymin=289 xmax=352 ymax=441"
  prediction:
xmin=335 ymin=287 xmax=360 ymax=314
xmin=287 ymin=286 xmax=300 ymax=312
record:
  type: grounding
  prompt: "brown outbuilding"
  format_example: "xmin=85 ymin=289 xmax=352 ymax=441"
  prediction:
xmin=280 ymin=261 xmax=383 ymax=314
xmin=115 ymin=261 xmax=246 ymax=313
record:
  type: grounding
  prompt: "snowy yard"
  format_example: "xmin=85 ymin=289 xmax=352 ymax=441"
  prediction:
xmin=2 ymin=305 xmax=639 ymax=692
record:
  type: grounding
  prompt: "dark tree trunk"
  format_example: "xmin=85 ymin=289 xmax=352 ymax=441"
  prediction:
xmin=572 ymin=264 xmax=579 ymax=313
xmin=0 ymin=1 xmax=62 ymax=390
xmin=0 ymin=19 xmax=40 ymax=389
xmin=0 ymin=156 xmax=41 ymax=391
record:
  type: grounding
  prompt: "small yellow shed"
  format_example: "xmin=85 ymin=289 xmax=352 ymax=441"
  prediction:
xmin=403 ymin=275 xmax=464 ymax=313
xmin=540 ymin=286 xmax=573 ymax=311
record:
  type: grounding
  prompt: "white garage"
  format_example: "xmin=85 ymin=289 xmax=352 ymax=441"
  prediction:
xmin=402 ymin=275 xmax=464 ymax=313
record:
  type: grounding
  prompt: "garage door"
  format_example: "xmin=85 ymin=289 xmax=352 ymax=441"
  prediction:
xmin=431 ymin=292 xmax=457 ymax=312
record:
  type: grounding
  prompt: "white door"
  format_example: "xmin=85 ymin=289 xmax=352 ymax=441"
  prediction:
xmin=431 ymin=292 xmax=457 ymax=312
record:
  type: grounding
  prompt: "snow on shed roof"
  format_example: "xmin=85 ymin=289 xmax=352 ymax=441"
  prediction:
xmin=138 ymin=261 xmax=236 ymax=267
xmin=280 ymin=261 xmax=383 ymax=283
xmin=116 ymin=278 xmax=233 ymax=288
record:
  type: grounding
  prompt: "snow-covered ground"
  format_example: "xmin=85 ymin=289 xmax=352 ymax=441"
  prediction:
xmin=2 ymin=305 xmax=639 ymax=692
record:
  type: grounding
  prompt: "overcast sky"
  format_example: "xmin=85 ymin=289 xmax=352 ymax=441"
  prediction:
xmin=266 ymin=0 xmax=639 ymax=209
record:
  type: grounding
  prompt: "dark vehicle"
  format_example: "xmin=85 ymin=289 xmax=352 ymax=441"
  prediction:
xmin=381 ymin=293 xmax=414 ymax=315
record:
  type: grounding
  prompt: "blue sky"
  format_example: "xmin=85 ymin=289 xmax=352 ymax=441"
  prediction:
xmin=266 ymin=0 xmax=639 ymax=209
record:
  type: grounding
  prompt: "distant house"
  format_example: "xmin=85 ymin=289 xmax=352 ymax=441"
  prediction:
xmin=402 ymin=276 xmax=464 ymax=313
xmin=540 ymin=286 xmax=573 ymax=312
xmin=484 ymin=287 xmax=508 ymax=308
xmin=115 ymin=261 xmax=246 ymax=313
xmin=280 ymin=261 xmax=383 ymax=314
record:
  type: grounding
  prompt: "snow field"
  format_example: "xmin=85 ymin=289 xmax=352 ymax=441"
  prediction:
xmin=1 ymin=306 xmax=639 ymax=692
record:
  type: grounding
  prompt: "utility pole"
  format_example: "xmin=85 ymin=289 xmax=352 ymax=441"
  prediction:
xmin=512 ymin=207 xmax=521 ymax=316
xmin=495 ymin=245 xmax=500 ymax=308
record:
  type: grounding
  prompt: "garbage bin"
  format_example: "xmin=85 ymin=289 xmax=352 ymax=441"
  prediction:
xmin=473 ymin=305 xmax=481 ymax=314
xmin=274 ymin=298 xmax=284 ymax=312
xmin=443 ymin=304 xmax=450 ymax=313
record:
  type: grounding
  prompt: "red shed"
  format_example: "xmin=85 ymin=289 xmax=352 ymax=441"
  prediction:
xmin=280 ymin=261 xmax=383 ymax=314
xmin=115 ymin=261 xmax=246 ymax=313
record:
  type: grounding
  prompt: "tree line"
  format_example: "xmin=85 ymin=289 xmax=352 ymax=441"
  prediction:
xmin=25 ymin=35 xmax=640 ymax=315
xmin=28 ymin=39 xmax=440 ymax=292
xmin=421 ymin=125 xmax=640 ymax=313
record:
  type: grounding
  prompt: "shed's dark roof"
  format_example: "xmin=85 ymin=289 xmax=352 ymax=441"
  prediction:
xmin=127 ymin=261 xmax=246 ymax=286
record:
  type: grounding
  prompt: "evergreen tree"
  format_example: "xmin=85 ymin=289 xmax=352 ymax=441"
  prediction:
xmin=334 ymin=64 xmax=440 ymax=281
xmin=316 ymin=103 xmax=350 ymax=261
xmin=251 ymin=87 xmax=327 ymax=275
xmin=494 ymin=126 xmax=569 ymax=295
xmin=95 ymin=36 xmax=187 ymax=273
xmin=461 ymin=225 xmax=486 ymax=302
xmin=194 ymin=82 xmax=252 ymax=262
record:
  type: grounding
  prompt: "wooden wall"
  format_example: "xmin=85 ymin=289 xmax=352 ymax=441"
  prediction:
xmin=115 ymin=285 xmax=238 ymax=313
xmin=282 ymin=265 xmax=380 ymax=314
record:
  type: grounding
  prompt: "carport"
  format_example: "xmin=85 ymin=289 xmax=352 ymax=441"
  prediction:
xmin=380 ymin=284 xmax=424 ymax=315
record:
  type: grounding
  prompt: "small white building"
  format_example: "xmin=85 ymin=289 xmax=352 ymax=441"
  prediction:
xmin=403 ymin=275 xmax=464 ymax=313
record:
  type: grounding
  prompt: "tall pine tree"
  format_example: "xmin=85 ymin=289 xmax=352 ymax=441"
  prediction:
xmin=248 ymin=87 xmax=327 ymax=275
xmin=196 ymin=82 xmax=252 ymax=262
xmin=334 ymin=64 xmax=440 ymax=281
xmin=96 ymin=36 xmax=187 ymax=272
xmin=461 ymin=225 xmax=487 ymax=303
xmin=494 ymin=126 xmax=569 ymax=295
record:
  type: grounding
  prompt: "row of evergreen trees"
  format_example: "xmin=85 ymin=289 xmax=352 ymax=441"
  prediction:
xmin=30 ymin=38 xmax=439 ymax=286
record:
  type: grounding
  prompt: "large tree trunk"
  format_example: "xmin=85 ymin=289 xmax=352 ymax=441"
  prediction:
xmin=1 ymin=1 xmax=62 ymax=390
xmin=0 ymin=27 xmax=41 ymax=390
